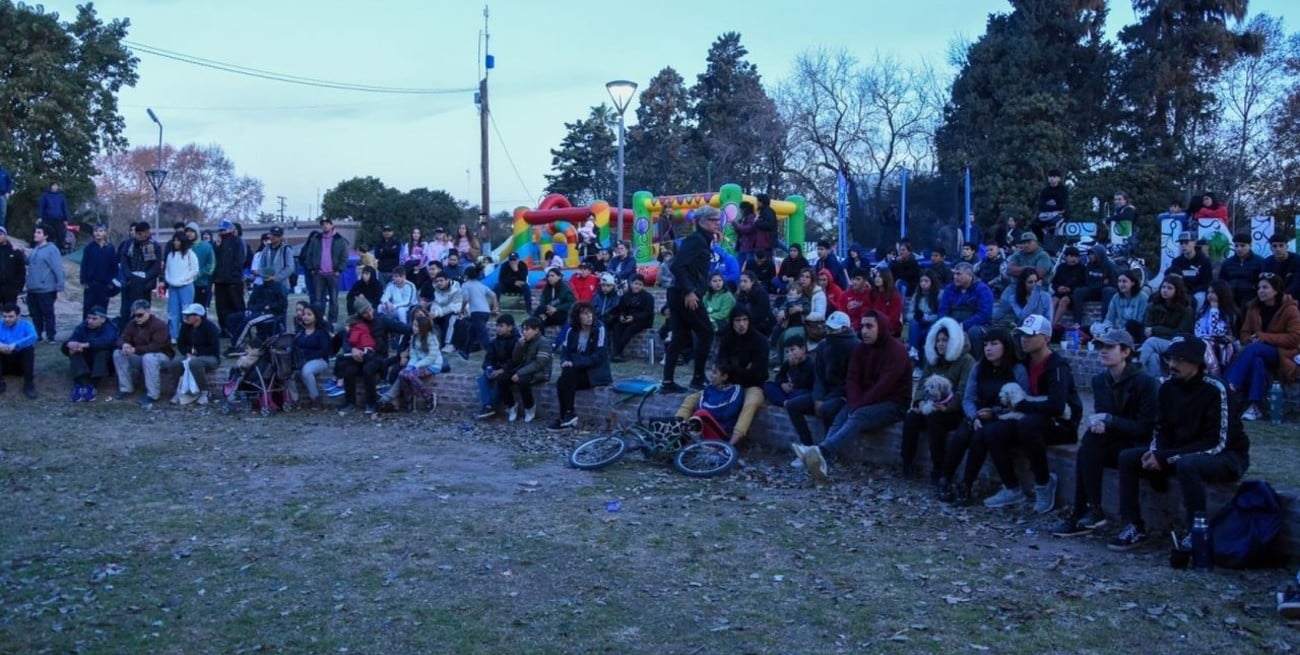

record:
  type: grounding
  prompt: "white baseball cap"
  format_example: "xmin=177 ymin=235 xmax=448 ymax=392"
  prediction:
xmin=1015 ymin=314 xmax=1052 ymax=337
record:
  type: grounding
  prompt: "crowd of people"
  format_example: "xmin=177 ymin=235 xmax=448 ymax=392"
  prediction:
xmin=2 ymin=194 xmax=1300 ymax=553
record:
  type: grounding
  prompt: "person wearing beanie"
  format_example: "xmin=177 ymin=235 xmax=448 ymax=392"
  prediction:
xmin=63 ymin=306 xmax=119 ymax=402
xmin=591 ymin=272 xmax=622 ymax=330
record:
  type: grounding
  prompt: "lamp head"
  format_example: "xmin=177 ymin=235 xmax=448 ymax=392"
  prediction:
xmin=605 ymin=80 xmax=638 ymax=115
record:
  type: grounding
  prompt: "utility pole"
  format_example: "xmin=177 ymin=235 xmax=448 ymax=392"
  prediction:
xmin=479 ymin=5 xmax=492 ymax=250
xmin=277 ymin=195 xmax=287 ymax=223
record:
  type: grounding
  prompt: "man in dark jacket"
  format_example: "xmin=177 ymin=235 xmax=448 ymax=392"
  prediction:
xmin=0 ymin=227 xmax=26 ymax=305
xmin=166 ymin=303 xmax=222 ymax=406
xmin=1165 ymin=231 xmax=1214 ymax=309
xmin=662 ymin=206 xmax=719 ymax=393
xmin=815 ymin=240 xmax=849 ymax=290
xmin=80 ymin=224 xmax=119 ymax=319
xmin=302 ymin=217 xmax=351 ymax=323
xmin=374 ymin=224 xmax=401 ymax=282
xmin=1264 ymin=234 xmax=1300 ymax=301
xmin=888 ymin=240 xmax=921 ymax=295
xmin=794 ymin=310 xmax=910 ymax=481
xmin=1220 ymin=234 xmax=1265 ymax=309
xmin=0 ymin=164 xmax=13 ymax=230
xmin=475 ymin=313 xmax=520 ymax=418
xmin=1052 ymin=328 xmax=1159 ymax=537
xmin=786 ymin=311 xmax=857 ymax=450
xmin=212 ymin=220 xmax=248 ymax=336
xmin=610 ymin=275 xmax=655 ymax=362
xmin=975 ymin=239 xmax=1008 ymax=297
xmin=117 ymin=222 xmax=161 ymax=324
xmin=713 ymin=305 xmax=769 ymax=445
xmin=63 ymin=306 xmax=119 ymax=402
xmin=37 ymin=182 xmax=69 ymax=253
xmin=1109 ymin=336 xmax=1250 ymax=552
xmin=497 ymin=252 xmax=533 ymax=313
xmin=1071 ymin=244 xmax=1117 ymax=327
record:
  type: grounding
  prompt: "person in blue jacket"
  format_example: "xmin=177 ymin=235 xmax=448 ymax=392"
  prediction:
xmin=938 ymin=262 xmax=995 ymax=350
xmin=38 ymin=182 xmax=70 ymax=253
xmin=62 ymin=306 xmax=119 ymax=402
xmin=80 ymin=224 xmax=119 ymax=319
xmin=606 ymin=241 xmax=638 ymax=287
xmin=815 ymin=240 xmax=849 ymax=290
xmin=0 ymin=303 xmax=38 ymax=398
xmin=709 ymin=243 xmax=740 ymax=291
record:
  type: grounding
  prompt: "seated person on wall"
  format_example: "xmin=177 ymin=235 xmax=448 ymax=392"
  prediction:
xmin=569 ymin=262 xmax=599 ymax=304
xmin=112 ymin=300 xmax=173 ymax=407
xmin=937 ymin=262 xmax=994 ymax=349
xmin=498 ymin=316 xmax=553 ymax=424
xmin=610 ymin=275 xmax=655 ymax=363
xmin=534 ymin=267 xmax=576 ymax=329
xmin=346 ymin=265 xmax=383 ymax=324
xmin=547 ymin=302 xmax=611 ymax=432
xmin=1220 ymin=233 xmax=1265 ymax=312
xmin=994 ymin=268 xmax=1052 ymax=330
xmin=427 ymin=272 xmax=463 ymax=349
xmin=792 ymin=310 xmax=911 ymax=481
xmin=1072 ymin=244 xmax=1118 ymax=328
xmin=378 ymin=313 xmax=444 ymax=411
xmin=866 ymin=267 xmax=904 ymax=338
xmin=764 ymin=337 xmax=814 ymax=406
xmin=1052 ymin=327 xmax=1159 ymax=538
xmin=1138 ymin=274 xmax=1196 ymax=378
xmin=743 ymin=250 xmax=776 ymax=293
xmin=289 ymin=303 xmax=332 ymax=409
xmin=475 ymin=313 xmax=520 ymax=419
xmin=379 ymin=266 xmax=419 ymax=325
xmin=336 ymin=298 xmax=382 ymax=415
xmin=607 ymin=241 xmax=638 ymax=288
xmin=675 ymin=306 xmax=768 ymax=446
xmin=1227 ymin=273 xmax=1300 ymax=422
xmin=166 ymin=303 xmax=222 ymax=407
xmin=675 ymin=363 xmax=746 ymax=441
xmin=1165 ymin=231 xmax=1214 ymax=310
xmin=978 ymin=314 xmax=1082 ymax=514
xmin=0 ymin=302 xmax=37 ymax=398
xmin=1096 ymin=270 xmax=1148 ymax=345
xmin=1007 ymin=232 xmax=1053 ymax=283
xmin=704 ymin=273 xmax=736 ymax=332
xmin=1108 ymin=336 xmax=1250 ymax=553
xmin=899 ymin=317 xmax=974 ymax=485
xmin=1050 ymin=247 xmax=1087 ymax=327
xmin=63 ymin=306 xmax=119 ymax=402
xmin=591 ymin=273 xmax=622 ymax=332
xmin=497 ymin=252 xmax=533 ymax=313
xmin=976 ymin=239 xmax=1009 ymax=299
xmin=785 ymin=311 xmax=857 ymax=456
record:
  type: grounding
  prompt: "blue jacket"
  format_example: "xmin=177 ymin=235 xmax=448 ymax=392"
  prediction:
xmin=699 ymin=383 xmax=744 ymax=433
xmin=709 ymin=245 xmax=740 ymax=286
xmin=607 ymin=255 xmax=637 ymax=284
xmin=0 ymin=317 xmax=37 ymax=349
xmin=816 ymin=252 xmax=849 ymax=290
xmin=0 ymin=167 xmax=13 ymax=195
xmin=558 ymin=322 xmax=612 ymax=387
xmin=938 ymin=280 xmax=994 ymax=330
xmin=69 ymin=318 xmax=119 ymax=349
xmin=38 ymin=190 xmax=69 ymax=221
xmin=80 ymin=241 xmax=119 ymax=287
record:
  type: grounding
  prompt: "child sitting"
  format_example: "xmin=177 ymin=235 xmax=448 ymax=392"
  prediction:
xmin=674 ymin=363 xmax=745 ymax=442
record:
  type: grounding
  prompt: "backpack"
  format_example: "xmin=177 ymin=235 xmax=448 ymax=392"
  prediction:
xmin=1211 ymin=480 xmax=1287 ymax=569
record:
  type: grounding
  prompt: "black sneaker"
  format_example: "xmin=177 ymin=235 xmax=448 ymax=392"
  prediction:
xmin=1077 ymin=506 xmax=1108 ymax=530
xmin=954 ymin=484 xmax=972 ymax=506
xmin=688 ymin=379 xmax=706 ymax=391
xmin=1107 ymin=522 xmax=1148 ymax=552
xmin=937 ymin=482 xmax=956 ymax=504
xmin=547 ymin=416 xmax=574 ymax=432
xmin=1051 ymin=516 xmax=1093 ymax=538
xmin=23 ymin=385 xmax=37 ymax=400
xmin=660 ymin=381 xmax=689 ymax=394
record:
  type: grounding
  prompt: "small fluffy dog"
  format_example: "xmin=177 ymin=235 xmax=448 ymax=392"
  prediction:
xmin=998 ymin=382 xmax=1072 ymax=422
xmin=918 ymin=375 xmax=954 ymax=415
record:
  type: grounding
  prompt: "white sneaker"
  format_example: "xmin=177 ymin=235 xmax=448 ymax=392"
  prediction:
xmin=798 ymin=445 xmax=829 ymax=482
xmin=983 ymin=486 xmax=1027 ymax=508
xmin=441 ymin=344 xmax=455 ymax=354
xmin=507 ymin=403 xmax=519 ymax=422
xmin=197 ymin=391 xmax=209 ymax=405
xmin=1242 ymin=404 xmax=1261 ymax=421
xmin=170 ymin=393 xmax=182 ymax=405
xmin=178 ymin=392 xmax=198 ymax=406
xmin=524 ymin=406 xmax=537 ymax=423
xmin=789 ymin=456 xmax=805 ymax=469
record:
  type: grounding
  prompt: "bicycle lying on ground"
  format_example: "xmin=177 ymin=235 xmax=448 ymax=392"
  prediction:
xmin=567 ymin=379 xmax=739 ymax=478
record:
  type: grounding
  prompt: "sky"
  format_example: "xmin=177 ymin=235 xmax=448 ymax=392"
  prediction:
xmin=37 ymin=0 xmax=1297 ymax=218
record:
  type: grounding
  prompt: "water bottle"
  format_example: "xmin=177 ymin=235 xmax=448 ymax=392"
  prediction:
xmin=1271 ymin=381 xmax=1285 ymax=426
xmin=1190 ymin=512 xmax=1213 ymax=570
xmin=1067 ymin=327 xmax=1080 ymax=351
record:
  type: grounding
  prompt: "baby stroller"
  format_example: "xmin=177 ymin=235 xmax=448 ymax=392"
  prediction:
xmin=220 ymin=331 xmax=297 ymax=416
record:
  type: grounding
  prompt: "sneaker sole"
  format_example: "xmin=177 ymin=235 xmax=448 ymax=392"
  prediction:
xmin=1106 ymin=541 xmax=1146 ymax=553
xmin=983 ymin=496 xmax=1025 ymax=508
xmin=1078 ymin=518 xmax=1108 ymax=531
xmin=1051 ymin=526 xmax=1094 ymax=538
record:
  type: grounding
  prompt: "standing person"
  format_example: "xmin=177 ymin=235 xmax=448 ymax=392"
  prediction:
xmin=548 ymin=303 xmax=612 ymax=431
xmin=1108 ymin=337 xmax=1250 ymax=552
xmin=186 ymin=223 xmax=214 ymax=311
xmin=118 ymin=222 xmax=161 ymax=324
xmin=662 ymin=206 xmax=720 ymax=393
xmin=256 ymin=226 xmax=294 ymax=297
xmin=733 ymin=200 xmax=759 ymax=270
xmin=25 ymin=224 xmax=65 ymax=343
xmin=211 ymin=220 xmax=247 ymax=337
xmin=0 ymin=163 xmax=13 ymax=230
xmin=979 ymin=315 xmax=1082 ymax=513
xmin=0 ymin=303 xmax=38 ymax=398
xmin=37 ymin=182 xmax=69 ymax=253
xmin=1051 ymin=328 xmax=1160 ymax=537
xmin=791 ymin=311 xmax=911 ymax=481
xmin=304 ymin=217 xmax=349 ymax=324
xmin=754 ymin=193 xmax=778 ymax=260
xmin=1220 ymin=233 xmax=1265 ymax=311
xmin=297 ymin=228 xmax=321 ymax=305
xmin=80 ymin=224 xmax=118 ymax=318
xmin=0 ymin=227 xmax=25 ymax=306
xmin=610 ymin=274 xmax=655 ymax=362
xmin=162 ymin=232 xmax=199 ymax=342
xmin=374 ymin=224 xmax=401 ymax=283
xmin=455 ymin=264 xmax=498 ymax=360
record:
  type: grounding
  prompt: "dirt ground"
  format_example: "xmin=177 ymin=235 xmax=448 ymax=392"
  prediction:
xmin=2 ymin=396 xmax=1297 ymax=655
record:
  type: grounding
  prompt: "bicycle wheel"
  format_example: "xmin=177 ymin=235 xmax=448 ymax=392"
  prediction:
xmin=568 ymin=435 xmax=628 ymax=470
xmin=673 ymin=441 xmax=737 ymax=478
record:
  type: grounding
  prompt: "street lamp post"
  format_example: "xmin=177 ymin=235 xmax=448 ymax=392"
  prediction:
xmin=605 ymin=80 xmax=637 ymax=246
xmin=145 ymin=108 xmax=167 ymax=231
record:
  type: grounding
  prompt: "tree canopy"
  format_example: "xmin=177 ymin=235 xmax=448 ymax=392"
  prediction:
xmin=321 ymin=177 xmax=470 ymax=248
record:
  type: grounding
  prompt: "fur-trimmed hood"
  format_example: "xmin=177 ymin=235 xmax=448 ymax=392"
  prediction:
xmin=924 ymin=316 xmax=968 ymax=366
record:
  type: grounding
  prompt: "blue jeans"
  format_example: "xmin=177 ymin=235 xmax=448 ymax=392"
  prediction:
xmin=908 ymin=319 xmax=933 ymax=352
xmin=477 ymin=372 xmax=501 ymax=409
xmin=763 ymin=381 xmax=807 ymax=407
xmin=459 ymin=311 xmax=490 ymax=355
xmin=1226 ymin=342 xmax=1280 ymax=402
xmin=166 ymin=283 xmax=195 ymax=341
xmin=819 ymin=400 xmax=906 ymax=457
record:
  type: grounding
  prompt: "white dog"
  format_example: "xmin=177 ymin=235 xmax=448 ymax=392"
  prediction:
xmin=998 ymin=382 xmax=1072 ymax=422
xmin=917 ymin=375 xmax=954 ymax=415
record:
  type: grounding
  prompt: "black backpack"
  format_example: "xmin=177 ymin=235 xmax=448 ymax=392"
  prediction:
xmin=1211 ymin=480 xmax=1287 ymax=569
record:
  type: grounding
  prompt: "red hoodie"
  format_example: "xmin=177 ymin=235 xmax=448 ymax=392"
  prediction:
xmin=842 ymin=286 xmax=872 ymax=331
xmin=845 ymin=311 xmax=912 ymax=410
xmin=569 ymin=273 xmax=598 ymax=303
xmin=818 ymin=270 xmax=845 ymax=313
xmin=868 ymin=287 xmax=904 ymax=337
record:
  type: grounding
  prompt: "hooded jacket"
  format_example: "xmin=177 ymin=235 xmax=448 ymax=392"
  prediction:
xmin=509 ymin=332 xmax=554 ymax=385
xmin=25 ymin=241 xmax=65 ymax=293
xmin=1091 ymin=362 xmax=1160 ymax=443
xmin=1239 ymin=295 xmax=1300 ymax=382
xmin=1016 ymin=350 xmax=1083 ymax=436
xmin=913 ymin=317 xmax=975 ymax=414
xmin=733 ymin=284 xmax=774 ymax=336
xmin=844 ymin=310 xmax=912 ymax=410
xmin=558 ymin=321 xmax=612 ymax=387
xmin=812 ymin=328 xmax=858 ymax=402
xmin=716 ymin=307 xmax=770 ymax=388
xmin=1084 ymin=244 xmax=1116 ymax=291
xmin=1151 ymin=373 xmax=1249 ymax=466
xmin=0 ymin=239 xmax=26 ymax=299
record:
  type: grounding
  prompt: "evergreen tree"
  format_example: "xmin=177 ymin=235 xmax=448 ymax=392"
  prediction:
xmin=624 ymin=67 xmax=703 ymax=194
xmin=543 ymin=105 xmax=617 ymax=204
xmin=934 ymin=0 xmax=1113 ymax=227
xmin=691 ymin=32 xmax=786 ymax=194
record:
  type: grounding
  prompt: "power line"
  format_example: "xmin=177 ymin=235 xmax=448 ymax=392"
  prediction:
xmin=489 ymin=112 xmax=534 ymax=202
xmin=125 ymin=40 xmax=476 ymax=95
